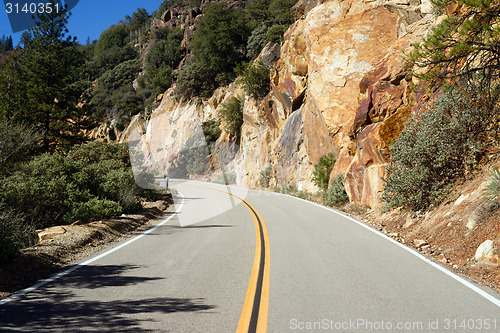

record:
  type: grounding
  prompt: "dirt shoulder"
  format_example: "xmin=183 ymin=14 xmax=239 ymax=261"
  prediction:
xmin=0 ymin=196 xmax=174 ymax=300
xmin=344 ymin=165 xmax=500 ymax=293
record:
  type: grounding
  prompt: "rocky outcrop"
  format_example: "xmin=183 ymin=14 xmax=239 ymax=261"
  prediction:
xmin=127 ymin=0 xmax=441 ymax=205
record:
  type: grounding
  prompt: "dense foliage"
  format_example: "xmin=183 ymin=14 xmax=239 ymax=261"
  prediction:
xmin=0 ymin=2 xmax=89 ymax=151
xmin=0 ymin=35 xmax=14 ymax=54
xmin=0 ymin=206 xmax=37 ymax=263
xmin=324 ymin=174 xmax=349 ymax=207
xmin=239 ymin=60 xmax=271 ymax=98
xmin=412 ymin=0 xmax=500 ymax=87
xmin=0 ymin=142 xmax=153 ymax=229
xmin=176 ymin=3 xmax=250 ymax=98
xmin=382 ymin=89 xmax=496 ymax=211
xmin=220 ymin=96 xmax=244 ymax=137
xmin=312 ymin=153 xmax=336 ymax=192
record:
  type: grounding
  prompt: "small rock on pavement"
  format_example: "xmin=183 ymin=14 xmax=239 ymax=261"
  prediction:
xmin=413 ymin=239 xmax=429 ymax=248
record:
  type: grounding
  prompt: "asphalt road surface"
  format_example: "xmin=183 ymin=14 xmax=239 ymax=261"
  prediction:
xmin=0 ymin=180 xmax=499 ymax=332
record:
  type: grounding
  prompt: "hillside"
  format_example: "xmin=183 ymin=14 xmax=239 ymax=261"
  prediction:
xmin=0 ymin=0 xmax=498 ymax=292
xmin=120 ymin=0 xmax=500 ymax=288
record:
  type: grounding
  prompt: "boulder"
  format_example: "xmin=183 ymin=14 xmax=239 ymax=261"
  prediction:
xmin=474 ymin=240 xmax=500 ymax=266
xmin=261 ymin=42 xmax=281 ymax=67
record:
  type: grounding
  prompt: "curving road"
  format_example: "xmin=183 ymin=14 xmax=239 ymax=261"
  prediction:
xmin=0 ymin=180 xmax=499 ymax=332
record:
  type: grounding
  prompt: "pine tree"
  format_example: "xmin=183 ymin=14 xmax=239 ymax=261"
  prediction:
xmin=5 ymin=36 xmax=13 ymax=52
xmin=411 ymin=0 xmax=500 ymax=87
xmin=17 ymin=0 xmax=88 ymax=151
xmin=0 ymin=35 xmax=5 ymax=54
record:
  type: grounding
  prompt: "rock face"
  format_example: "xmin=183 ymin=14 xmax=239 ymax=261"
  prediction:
xmin=127 ymin=0 xmax=439 ymax=206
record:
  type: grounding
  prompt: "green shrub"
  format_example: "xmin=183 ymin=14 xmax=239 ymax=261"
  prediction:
xmin=281 ymin=183 xmax=296 ymax=194
xmin=0 ymin=142 xmax=148 ymax=228
xmin=175 ymin=60 xmax=216 ymax=99
xmin=145 ymin=64 xmax=172 ymax=96
xmin=259 ymin=165 xmax=272 ymax=187
xmin=247 ymin=25 xmax=269 ymax=60
xmin=201 ymin=120 xmax=222 ymax=143
xmin=115 ymin=114 xmax=130 ymax=131
xmin=485 ymin=166 xmax=500 ymax=204
xmin=312 ymin=153 xmax=336 ymax=192
xmin=239 ymin=60 xmax=270 ymax=98
xmin=382 ymin=89 xmax=492 ymax=211
xmin=0 ymin=206 xmax=37 ymax=263
xmin=324 ymin=174 xmax=349 ymax=207
xmin=220 ymin=97 xmax=243 ymax=137
xmin=266 ymin=25 xmax=287 ymax=43
xmin=65 ymin=198 xmax=122 ymax=223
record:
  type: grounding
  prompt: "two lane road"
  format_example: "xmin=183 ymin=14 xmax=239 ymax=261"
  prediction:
xmin=0 ymin=180 xmax=499 ymax=332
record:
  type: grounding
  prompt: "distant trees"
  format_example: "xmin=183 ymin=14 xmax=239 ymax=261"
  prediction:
xmin=0 ymin=35 xmax=14 ymax=54
xmin=0 ymin=0 xmax=88 ymax=151
xmin=145 ymin=27 xmax=184 ymax=96
xmin=176 ymin=2 xmax=250 ymax=98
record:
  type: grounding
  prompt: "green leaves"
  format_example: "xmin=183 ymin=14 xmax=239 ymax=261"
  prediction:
xmin=238 ymin=60 xmax=270 ymax=98
xmin=312 ymin=153 xmax=336 ymax=192
xmin=220 ymin=96 xmax=244 ymax=137
xmin=0 ymin=142 xmax=153 ymax=229
xmin=411 ymin=0 xmax=500 ymax=87
xmin=382 ymin=89 xmax=493 ymax=211
xmin=177 ymin=3 xmax=250 ymax=98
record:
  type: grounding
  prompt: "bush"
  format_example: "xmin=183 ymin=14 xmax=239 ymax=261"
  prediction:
xmin=0 ymin=119 xmax=42 ymax=172
xmin=382 ymin=89 xmax=492 ymax=211
xmin=485 ymin=166 xmax=500 ymax=204
xmin=0 ymin=142 xmax=148 ymax=228
xmin=65 ymin=198 xmax=122 ymax=223
xmin=247 ymin=25 xmax=269 ymax=60
xmin=201 ymin=119 xmax=221 ymax=143
xmin=175 ymin=60 xmax=216 ymax=99
xmin=324 ymin=174 xmax=349 ymax=207
xmin=239 ymin=60 xmax=270 ymax=98
xmin=220 ymin=96 xmax=244 ymax=137
xmin=259 ymin=165 xmax=272 ymax=187
xmin=145 ymin=64 xmax=172 ymax=97
xmin=266 ymin=25 xmax=287 ymax=43
xmin=214 ymin=171 xmax=236 ymax=185
xmin=312 ymin=153 xmax=336 ymax=192
xmin=0 ymin=206 xmax=36 ymax=263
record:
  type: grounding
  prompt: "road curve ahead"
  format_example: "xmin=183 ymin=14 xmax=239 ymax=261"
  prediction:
xmin=0 ymin=180 xmax=499 ymax=332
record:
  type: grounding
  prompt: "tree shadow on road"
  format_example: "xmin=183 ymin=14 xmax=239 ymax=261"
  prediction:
xmin=0 ymin=291 xmax=215 ymax=332
xmin=52 ymin=264 xmax=164 ymax=289
xmin=0 ymin=263 xmax=216 ymax=332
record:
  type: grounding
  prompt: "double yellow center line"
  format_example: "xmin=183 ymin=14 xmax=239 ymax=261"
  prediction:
xmin=236 ymin=198 xmax=270 ymax=333
xmin=187 ymin=183 xmax=270 ymax=332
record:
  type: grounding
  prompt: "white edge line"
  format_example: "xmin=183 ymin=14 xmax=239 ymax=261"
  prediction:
xmin=274 ymin=191 xmax=500 ymax=308
xmin=0 ymin=192 xmax=185 ymax=307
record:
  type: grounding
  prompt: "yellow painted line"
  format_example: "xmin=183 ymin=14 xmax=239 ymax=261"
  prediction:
xmin=186 ymin=183 xmax=270 ymax=332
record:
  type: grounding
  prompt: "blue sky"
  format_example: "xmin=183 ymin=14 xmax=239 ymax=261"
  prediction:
xmin=0 ymin=1 xmax=165 ymax=45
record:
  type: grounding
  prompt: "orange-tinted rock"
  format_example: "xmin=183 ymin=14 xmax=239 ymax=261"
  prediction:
xmin=351 ymin=81 xmax=405 ymax=137
xmin=344 ymin=123 xmax=389 ymax=207
xmin=271 ymin=21 xmax=308 ymax=116
xmin=342 ymin=14 xmax=436 ymax=206
xmin=303 ymin=3 xmax=399 ymax=143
